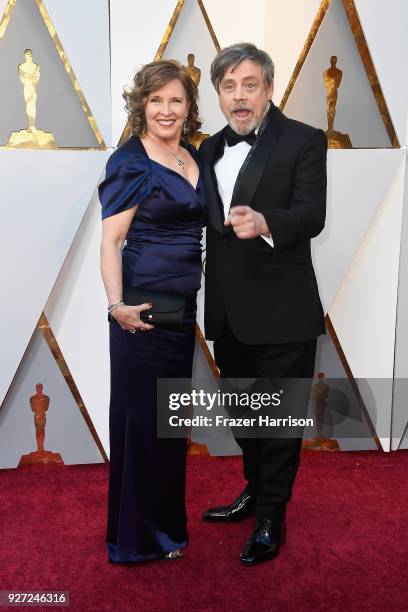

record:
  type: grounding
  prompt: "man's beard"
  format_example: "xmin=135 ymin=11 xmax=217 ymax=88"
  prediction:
xmin=228 ymin=101 xmax=270 ymax=135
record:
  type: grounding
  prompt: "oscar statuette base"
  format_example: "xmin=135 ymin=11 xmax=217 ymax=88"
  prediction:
xmin=18 ymin=450 xmax=64 ymax=466
xmin=302 ymin=437 xmax=340 ymax=451
xmin=326 ymin=130 xmax=352 ymax=149
xmin=6 ymin=128 xmax=57 ymax=150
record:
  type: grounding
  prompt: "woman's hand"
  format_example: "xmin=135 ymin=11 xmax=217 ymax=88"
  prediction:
xmin=111 ymin=303 xmax=155 ymax=332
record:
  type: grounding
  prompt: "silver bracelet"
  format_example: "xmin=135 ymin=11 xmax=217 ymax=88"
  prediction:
xmin=108 ymin=300 xmax=124 ymax=314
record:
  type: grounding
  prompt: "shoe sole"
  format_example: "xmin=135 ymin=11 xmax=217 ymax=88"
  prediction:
xmin=239 ymin=532 xmax=286 ymax=566
xmin=240 ymin=547 xmax=281 ymax=566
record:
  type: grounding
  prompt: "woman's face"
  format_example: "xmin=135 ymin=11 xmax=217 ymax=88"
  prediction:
xmin=144 ymin=78 xmax=189 ymax=141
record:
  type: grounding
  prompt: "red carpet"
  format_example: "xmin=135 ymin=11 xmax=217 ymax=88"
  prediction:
xmin=1 ymin=451 xmax=407 ymax=611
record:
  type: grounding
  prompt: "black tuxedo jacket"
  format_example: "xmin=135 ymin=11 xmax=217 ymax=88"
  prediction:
xmin=199 ymin=104 xmax=327 ymax=345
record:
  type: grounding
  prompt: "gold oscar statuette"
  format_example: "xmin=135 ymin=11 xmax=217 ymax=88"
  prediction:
xmin=184 ymin=53 xmax=209 ymax=150
xmin=18 ymin=383 xmax=63 ymax=466
xmin=323 ymin=56 xmax=352 ymax=149
xmin=186 ymin=53 xmax=201 ymax=87
xmin=7 ymin=49 xmax=57 ymax=149
xmin=302 ymin=372 xmax=340 ymax=451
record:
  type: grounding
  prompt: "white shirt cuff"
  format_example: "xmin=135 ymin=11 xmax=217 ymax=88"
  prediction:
xmin=261 ymin=233 xmax=274 ymax=248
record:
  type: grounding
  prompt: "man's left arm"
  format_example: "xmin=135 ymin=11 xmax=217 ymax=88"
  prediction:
xmin=262 ymin=129 xmax=327 ymax=249
xmin=225 ymin=130 xmax=327 ymax=246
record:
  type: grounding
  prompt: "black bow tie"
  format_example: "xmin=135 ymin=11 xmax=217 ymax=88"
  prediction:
xmin=224 ymin=126 xmax=257 ymax=147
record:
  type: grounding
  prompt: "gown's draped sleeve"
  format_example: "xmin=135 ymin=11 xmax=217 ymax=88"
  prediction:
xmin=99 ymin=152 xmax=152 ymax=220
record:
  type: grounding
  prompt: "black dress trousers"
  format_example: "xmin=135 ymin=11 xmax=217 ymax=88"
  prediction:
xmin=214 ymin=318 xmax=317 ymax=519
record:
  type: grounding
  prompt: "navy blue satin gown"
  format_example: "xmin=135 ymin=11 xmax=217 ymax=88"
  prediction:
xmin=99 ymin=136 xmax=205 ymax=562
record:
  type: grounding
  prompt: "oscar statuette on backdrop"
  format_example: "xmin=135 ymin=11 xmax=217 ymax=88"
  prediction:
xmin=7 ymin=49 xmax=57 ymax=149
xmin=323 ymin=56 xmax=352 ymax=149
xmin=19 ymin=384 xmax=63 ymax=466
xmin=184 ymin=53 xmax=209 ymax=150
xmin=302 ymin=372 xmax=340 ymax=451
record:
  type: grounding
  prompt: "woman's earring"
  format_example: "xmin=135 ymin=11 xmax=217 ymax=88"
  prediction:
xmin=183 ymin=118 xmax=188 ymax=136
xmin=140 ymin=121 xmax=146 ymax=137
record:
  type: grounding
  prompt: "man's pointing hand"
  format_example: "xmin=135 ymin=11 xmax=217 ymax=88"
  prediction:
xmin=224 ymin=205 xmax=270 ymax=240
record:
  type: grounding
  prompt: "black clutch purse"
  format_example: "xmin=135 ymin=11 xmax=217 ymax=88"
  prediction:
xmin=122 ymin=286 xmax=186 ymax=330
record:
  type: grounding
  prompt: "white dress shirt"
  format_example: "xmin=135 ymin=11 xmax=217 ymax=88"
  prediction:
xmin=214 ymin=139 xmax=274 ymax=247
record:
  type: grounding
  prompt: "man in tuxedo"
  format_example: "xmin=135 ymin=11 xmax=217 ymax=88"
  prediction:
xmin=199 ymin=43 xmax=327 ymax=565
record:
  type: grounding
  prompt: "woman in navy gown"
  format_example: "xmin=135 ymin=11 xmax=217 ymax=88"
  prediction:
xmin=99 ymin=60 xmax=205 ymax=563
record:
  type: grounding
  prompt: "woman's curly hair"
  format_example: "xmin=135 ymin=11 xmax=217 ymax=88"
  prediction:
xmin=123 ymin=59 xmax=202 ymax=138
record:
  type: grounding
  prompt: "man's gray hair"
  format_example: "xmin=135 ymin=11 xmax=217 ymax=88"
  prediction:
xmin=210 ymin=43 xmax=275 ymax=92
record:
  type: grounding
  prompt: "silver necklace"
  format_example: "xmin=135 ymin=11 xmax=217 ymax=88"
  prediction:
xmin=150 ymin=137 xmax=186 ymax=170
xmin=170 ymin=148 xmax=185 ymax=170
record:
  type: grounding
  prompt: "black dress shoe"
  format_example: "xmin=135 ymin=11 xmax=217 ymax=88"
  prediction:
xmin=240 ymin=518 xmax=287 ymax=566
xmin=202 ymin=490 xmax=255 ymax=522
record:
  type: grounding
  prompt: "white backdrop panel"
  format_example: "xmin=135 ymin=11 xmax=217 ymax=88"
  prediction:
xmin=204 ymin=0 xmax=266 ymax=52
xmin=0 ymin=150 xmax=109 ymax=406
xmin=314 ymin=335 xmax=378 ymax=451
xmin=329 ymin=155 xmax=406 ymax=451
xmin=355 ymin=0 xmax=408 ymax=146
xmin=399 ymin=431 xmax=408 ymax=450
xmin=0 ymin=329 xmax=104 ymax=468
xmin=1 ymin=0 xmax=99 ymax=147
xmin=313 ymin=149 xmax=403 ymax=312
xmin=391 ymin=150 xmax=408 ymax=449
xmin=0 ymin=0 xmax=8 ymax=21
xmin=329 ymin=153 xmax=405 ymax=378
xmin=265 ymin=0 xmax=323 ymax=105
xmin=196 ymin=227 xmax=208 ymax=353
xmin=163 ymin=0 xmax=225 ymax=135
xmin=43 ymin=0 xmax=112 ymax=146
xmin=283 ymin=0 xmax=390 ymax=147
xmin=110 ymin=0 xmax=179 ymax=144
xmin=45 ymin=187 xmax=110 ymax=455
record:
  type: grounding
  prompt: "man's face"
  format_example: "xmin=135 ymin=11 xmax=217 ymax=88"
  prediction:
xmin=218 ymin=60 xmax=273 ymax=135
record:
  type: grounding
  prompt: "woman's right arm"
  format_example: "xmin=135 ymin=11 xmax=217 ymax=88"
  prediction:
xmin=100 ymin=207 xmax=153 ymax=332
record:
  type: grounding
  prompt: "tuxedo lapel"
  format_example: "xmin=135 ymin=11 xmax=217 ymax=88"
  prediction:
xmin=230 ymin=105 xmax=288 ymax=208
xmin=202 ymin=130 xmax=225 ymax=234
